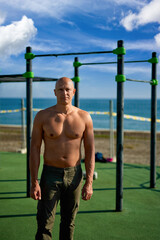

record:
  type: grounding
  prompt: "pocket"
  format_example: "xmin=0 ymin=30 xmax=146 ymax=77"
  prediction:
xmin=70 ymin=167 xmax=83 ymax=190
xmin=40 ymin=169 xmax=62 ymax=200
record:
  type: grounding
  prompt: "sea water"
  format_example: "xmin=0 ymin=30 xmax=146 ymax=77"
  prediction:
xmin=0 ymin=98 xmax=160 ymax=132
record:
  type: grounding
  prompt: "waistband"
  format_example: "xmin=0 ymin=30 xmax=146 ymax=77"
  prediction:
xmin=43 ymin=164 xmax=81 ymax=172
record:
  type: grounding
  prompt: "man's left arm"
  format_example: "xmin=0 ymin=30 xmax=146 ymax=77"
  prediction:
xmin=82 ymin=113 xmax=95 ymax=201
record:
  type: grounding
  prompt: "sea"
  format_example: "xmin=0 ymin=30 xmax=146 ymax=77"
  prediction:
xmin=0 ymin=98 xmax=160 ymax=132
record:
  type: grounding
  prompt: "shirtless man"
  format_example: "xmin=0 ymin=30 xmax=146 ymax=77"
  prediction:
xmin=30 ymin=77 xmax=95 ymax=240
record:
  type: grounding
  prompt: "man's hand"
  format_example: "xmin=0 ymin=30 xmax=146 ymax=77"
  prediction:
xmin=30 ymin=181 xmax=41 ymax=200
xmin=82 ymin=182 xmax=93 ymax=201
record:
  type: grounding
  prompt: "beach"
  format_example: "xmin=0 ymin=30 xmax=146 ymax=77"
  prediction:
xmin=0 ymin=125 xmax=160 ymax=166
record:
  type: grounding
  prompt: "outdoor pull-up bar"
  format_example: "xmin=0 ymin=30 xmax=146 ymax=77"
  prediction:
xmin=24 ymin=46 xmax=118 ymax=198
xmin=73 ymin=46 xmax=158 ymax=209
xmin=24 ymin=40 xmax=158 ymax=213
xmin=1 ymin=39 xmax=158 ymax=212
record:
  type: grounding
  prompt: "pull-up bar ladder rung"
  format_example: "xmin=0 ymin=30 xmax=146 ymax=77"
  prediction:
xmin=75 ymin=60 xmax=150 ymax=67
xmin=34 ymin=50 xmax=113 ymax=58
xmin=126 ymin=78 xmax=152 ymax=84
xmin=81 ymin=61 xmax=117 ymax=66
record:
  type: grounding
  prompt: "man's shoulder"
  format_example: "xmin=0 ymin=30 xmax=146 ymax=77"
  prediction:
xmin=38 ymin=105 xmax=56 ymax=114
xmin=73 ymin=106 xmax=88 ymax=115
xmin=35 ymin=106 xmax=56 ymax=119
xmin=74 ymin=107 xmax=91 ymax=121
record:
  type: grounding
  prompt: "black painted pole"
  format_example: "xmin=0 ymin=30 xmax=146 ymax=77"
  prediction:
xmin=74 ymin=57 xmax=79 ymax=107
xmin=150 ymin=52 xmax=157 ymax=188
xmin=26 ymin=46 xmax=33 ymax=197
xmin=21 ymin=98 xmax=26 ymax=150
xmin=116 ymin=40 xmax=124 ymax=212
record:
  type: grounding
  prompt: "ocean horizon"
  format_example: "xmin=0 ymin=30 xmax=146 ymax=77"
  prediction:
xmin=0 ymin=98 xmax=160 ymax=132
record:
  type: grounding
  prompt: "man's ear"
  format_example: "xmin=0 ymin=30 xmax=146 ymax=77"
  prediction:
xmin=54 ymin=89 xmax=56 ymax=96
xmin=73 ymin=88 xmax=76 ymax=95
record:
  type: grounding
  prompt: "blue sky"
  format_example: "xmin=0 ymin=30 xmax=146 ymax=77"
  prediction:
xmin=0 ymin=0 xmax=160 ymax=99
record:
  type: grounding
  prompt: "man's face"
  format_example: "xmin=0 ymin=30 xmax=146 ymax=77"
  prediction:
xmin=54 ymin=78 xmax=76 ymax=105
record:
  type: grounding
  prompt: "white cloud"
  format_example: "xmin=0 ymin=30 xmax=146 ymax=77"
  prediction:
xmin=0 ymin=0 xmax=150 ymax=34
xmin=121 ymin=0 xmax=160 ymax=31
xmin=154 ymin=33 xmax=160 ymax=47
xmin=0 ymin=0 xmax=147 ymax=20
xmin=0 ymin=0 xmax=78 ymax=19
xmin=113 ymin=0 xmax=147 ymax=7
xmin=120 ymin=11 xmax=137 ymax=31
xmin=0 ymin=16 xmax=37 ymax=58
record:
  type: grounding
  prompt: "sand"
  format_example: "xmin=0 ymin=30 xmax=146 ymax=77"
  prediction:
xmin=0 ymin=125 xmax=160 ymax=166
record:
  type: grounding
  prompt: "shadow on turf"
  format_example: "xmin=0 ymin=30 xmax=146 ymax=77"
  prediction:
xmin=0 ymin=191 xmax=27 ymax=199
xmin=0 ymin=209 xmax=116 ymax=219
xmin=93 ymin=186 xmax=160 ymax=192
xmin=0 ymin=185 xmax=159 ymax=200
xmin=0 ymin=191 xmax=26 ymax=195
xmin=97 ymin=163 xmax=151 ymax=171
xmin=93 ymin=183 xmax=160 ymax=193
xmin=0 ymin=196 xmax=27 ymax=200
xmin=96 ymin=163 xmax=160 ymax=193
xmin=0 ymin=179 xmax=26 ymax=182
xmin=0 ymin=213 xmax=37 ymax=218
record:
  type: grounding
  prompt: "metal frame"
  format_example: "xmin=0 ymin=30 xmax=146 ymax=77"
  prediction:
xmin=0 ymin=40 xmax=158 ymax=212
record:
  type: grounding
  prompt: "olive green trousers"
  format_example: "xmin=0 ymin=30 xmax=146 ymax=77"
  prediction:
xmin=35 ymin=164 xmax=83 ymax=240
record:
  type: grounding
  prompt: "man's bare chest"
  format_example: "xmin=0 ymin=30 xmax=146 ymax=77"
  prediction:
xmin=43 ymin=114 xmax=85 ymax=139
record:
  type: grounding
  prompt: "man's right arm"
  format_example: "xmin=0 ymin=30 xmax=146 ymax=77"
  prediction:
xmin=29 ymin=111 xmax=43 ymax=200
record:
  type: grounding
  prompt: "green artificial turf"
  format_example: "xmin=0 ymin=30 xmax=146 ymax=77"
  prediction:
xmin=0 ymin=152 xmax=160 ymax=240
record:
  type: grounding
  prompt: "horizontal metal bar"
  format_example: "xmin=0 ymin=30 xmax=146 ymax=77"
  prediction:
xmin=35 ymin=50 xmax=113 ymax=58
xmin=126 ymin=78 xmax=152 ymax=84
xmin=0 ymin=76 xmax=58 ymax=83
xmin=80 ymin=59 xmax=149 ymax=66
xmin=33 ymin=77 xmax=58 ymax=82
xmin=124 ymin=60 xmax=149 ymax=64
xmin=0 ymin=74 xmax=23 ymax=78
xmin=81 ymin=61 xmax=117 ymax=66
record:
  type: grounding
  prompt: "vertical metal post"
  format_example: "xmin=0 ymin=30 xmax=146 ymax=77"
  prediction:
xmin=109 ymin=100 xmax=114 ymax=159
xmin=21 ymin=99 xmax=26 ymax=149
xmin=116 ymin=40 xmax=124 ymax=212
xmin=74 ymin=57 xmax=79 ymax=107
xmin=150 ymin=52 xmax=157 ymax=188
xmin=26 ymin=46 xmax=33 ymax=197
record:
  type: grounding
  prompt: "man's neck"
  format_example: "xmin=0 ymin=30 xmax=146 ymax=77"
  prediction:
xmin=55 ymin=103 xmax=73 ymax=115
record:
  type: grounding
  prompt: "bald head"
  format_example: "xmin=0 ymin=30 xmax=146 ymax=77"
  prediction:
xmin=55 ymin=77 xmax=74 ymax=90
xmin=54 ymin=77 xmax=76 ymax=105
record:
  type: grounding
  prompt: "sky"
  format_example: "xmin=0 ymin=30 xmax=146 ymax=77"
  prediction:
xmin=0 ymin=0 xmax=160 ymax=99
